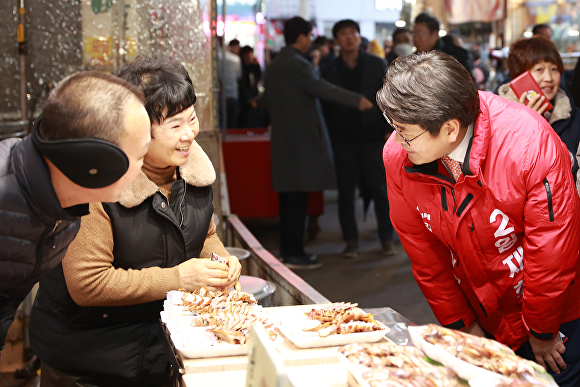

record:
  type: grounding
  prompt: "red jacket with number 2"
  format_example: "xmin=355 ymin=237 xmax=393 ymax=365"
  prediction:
xmin=383 ymin=91 xmax=580 ymax=350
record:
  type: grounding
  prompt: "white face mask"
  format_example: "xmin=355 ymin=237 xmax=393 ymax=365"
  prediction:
xmin=394 ymin=43 xmax=413 ymax=58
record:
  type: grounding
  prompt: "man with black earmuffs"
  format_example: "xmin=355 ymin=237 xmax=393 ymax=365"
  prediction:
xmin=0 ymin=71 xmax=151 ymax=363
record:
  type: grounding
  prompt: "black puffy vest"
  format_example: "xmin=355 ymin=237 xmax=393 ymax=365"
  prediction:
xmin=0 ymin=135 xmax=84 ymax=347
xmin=30 ymin=178 xmax=213 ymax=386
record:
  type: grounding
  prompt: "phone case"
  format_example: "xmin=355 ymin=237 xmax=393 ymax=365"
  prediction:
xmin=509 ymin=71 xmax=553 ymax=111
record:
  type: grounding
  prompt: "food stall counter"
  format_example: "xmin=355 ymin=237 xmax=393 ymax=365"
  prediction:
xmin=164 ymin=304 xmax=415 ymax=387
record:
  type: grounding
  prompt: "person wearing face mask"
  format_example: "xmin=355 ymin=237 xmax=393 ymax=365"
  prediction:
xmin=497 ymin=36 xmax=580 ymax=182
xmin=386 ymin=27 xmax=413 ymax=65
xmin=30 ymin=56 xmax=241 ymax=387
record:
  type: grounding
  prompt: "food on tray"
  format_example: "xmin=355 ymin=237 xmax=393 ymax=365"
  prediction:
xmin=493 ymin=381 xmax=545 ymax=387
xmin=418 ymin=324 xmax=551 ymax=385
xmin=191 ymin=311 xmax=275 ymax=345
xmin=468 ymin=377 xmax=547 ymax=387
xmin=303 ymin=302 xmax=384 ymax=337
xmin=181 ymin=287 xmax=257 ymax=314
xmin=179 ymin=288 xmax=276 ymax=345
xmin=339 ymin=342 xmax=433 ymax=369
xmin=339 ymin=342 xmax=462 ymax=387
xmin=361 ymin=367 xmax=462 ymax=387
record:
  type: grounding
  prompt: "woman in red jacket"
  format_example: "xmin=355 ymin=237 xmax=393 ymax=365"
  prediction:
xmin=379 ymin=51 xmax=580 ymax=387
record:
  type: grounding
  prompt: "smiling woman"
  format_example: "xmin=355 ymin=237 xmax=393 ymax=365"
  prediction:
xmin=498 ymin=36 xmax=580 ymax=181
xmin=145 ymin=105 xmax=200 ymax=169
xmin=30 ymin=56 xmax=242 ymax=387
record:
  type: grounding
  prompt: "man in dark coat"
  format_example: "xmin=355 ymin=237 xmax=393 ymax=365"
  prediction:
xmin=0 ymin=72 xmax=151 ymax=361
xmin=321 ymin=19 xmax=395 ymax=258
xmin=413 ymin=13 xmax=473 ymax=75
xmin=264 ymin=16 xmax=373 ymax=269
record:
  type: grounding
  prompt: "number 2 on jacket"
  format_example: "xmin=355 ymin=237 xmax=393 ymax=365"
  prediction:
xmin=490 ymin=209 xmax=517 ymax=253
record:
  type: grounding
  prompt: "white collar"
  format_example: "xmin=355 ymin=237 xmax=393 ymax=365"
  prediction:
xmin=447 ymin=122 xmax=474 ymax=164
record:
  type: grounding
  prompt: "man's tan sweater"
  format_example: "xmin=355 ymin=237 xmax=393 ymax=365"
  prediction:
xmin=62 ymin=140 xmax=229 ymax=307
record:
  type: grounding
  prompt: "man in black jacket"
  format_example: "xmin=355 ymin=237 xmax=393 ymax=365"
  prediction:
xmin=321 ymin=19 xmax=395 ymax=258
xmin=0 ymin=72 xmax=151 ymax=360
xmin=413 ymin=13 xmax=473 ymax=76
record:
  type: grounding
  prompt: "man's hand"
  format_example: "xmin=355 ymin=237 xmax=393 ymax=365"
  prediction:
xmin=358 ymin=97 xmax=374 ymax=111
xmin=177 ymin=258 xmax=229 ymax=291
xmin=223 ymin=255 xmax=242 ymax=290
xmin=529 ymin=334 xmax=566 ymax=374
xmin=518 ymin=92 xmax=550 ymax=116
xmin=463 ymin=321 xmax=486 ymax=337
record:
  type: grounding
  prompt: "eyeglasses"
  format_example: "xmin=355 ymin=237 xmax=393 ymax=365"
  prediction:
xmin=383 ymin=112 xmax=427 ymax=146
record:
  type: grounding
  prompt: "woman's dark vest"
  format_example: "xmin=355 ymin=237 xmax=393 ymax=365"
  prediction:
xmin=30 ymin=179 xmax=213 ymax=386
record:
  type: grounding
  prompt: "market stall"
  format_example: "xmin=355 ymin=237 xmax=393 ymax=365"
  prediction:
xmin=162 ymin=305 xmax=414 ymax=387
xmin=160 ymin=215 xmax=557 ymax=387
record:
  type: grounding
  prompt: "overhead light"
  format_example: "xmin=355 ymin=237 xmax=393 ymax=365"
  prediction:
xmin=568 ymin=30 xmax=579 ymax=37
xmin=395 ymin=20 xmax=406 ymax=27
xmin=439 ymin=30 xmax=447 ymax=37
xmin=523 ymin=31 xmax=533 ymax=38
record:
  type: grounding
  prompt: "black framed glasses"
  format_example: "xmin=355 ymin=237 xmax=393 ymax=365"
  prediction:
xmin=383 ymin=112 xmax=427 ymax=146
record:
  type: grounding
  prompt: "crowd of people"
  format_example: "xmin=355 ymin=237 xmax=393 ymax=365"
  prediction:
xmin=217 ymin=12 xmax=580 ymax=270
xmin=245 ymin=13 xmax=580 ymax=386
xmin=1 ymin=9 xmax=580 ymax=387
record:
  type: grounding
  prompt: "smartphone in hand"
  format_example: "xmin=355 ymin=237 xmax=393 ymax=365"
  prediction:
xmin=510 ymin=70 xmax=553 ymax=111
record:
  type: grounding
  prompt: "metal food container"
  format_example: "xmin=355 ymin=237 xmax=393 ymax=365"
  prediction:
xmin=239 ymin=275 xmax=276 ymax=306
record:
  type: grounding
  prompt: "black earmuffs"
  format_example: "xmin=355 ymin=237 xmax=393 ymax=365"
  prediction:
xmin=31 ymin=117 xmax=130 ymax=189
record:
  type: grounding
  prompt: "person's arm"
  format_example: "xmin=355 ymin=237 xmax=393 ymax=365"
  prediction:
xmin=294 ymin=58 xmax=372 ymax=110
xmin=522 ymin=124 xmax=580 ymax=372
xmin=62 ymin=203 xmax=229 ymax=307
xmin=384 ymin=140 xmax=477 ymax=330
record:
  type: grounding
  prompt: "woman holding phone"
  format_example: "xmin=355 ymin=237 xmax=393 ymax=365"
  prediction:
xmin=497 ymin=36 xmax=580 ymax=181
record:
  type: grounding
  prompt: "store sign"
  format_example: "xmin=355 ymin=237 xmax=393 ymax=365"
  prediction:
xmin=375 ymin=0 xmax=403 ymax=11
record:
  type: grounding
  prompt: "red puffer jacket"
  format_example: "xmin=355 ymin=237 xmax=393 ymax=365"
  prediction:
xmin=384 ymin=91 xmax=580 ymax=350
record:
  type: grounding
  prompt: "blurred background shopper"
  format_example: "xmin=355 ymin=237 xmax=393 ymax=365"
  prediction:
xmin=264 ymin=16 xmax=374 ymax=269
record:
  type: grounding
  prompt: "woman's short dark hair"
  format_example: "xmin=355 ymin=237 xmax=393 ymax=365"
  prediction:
xmin=332 ymin=19 xmax=360 ymax=38
xmin=114 ymin=55 xmax=196 ymax=126
xmin=414 ymin=13 xmax=440 ymax=34
xmin=283 ymin=17 xmax=312 ymax=45
xmin=377 ymin=51 xmax=480 ymax=136
xmin=507 ymin=36 xmax=564 ymax=79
